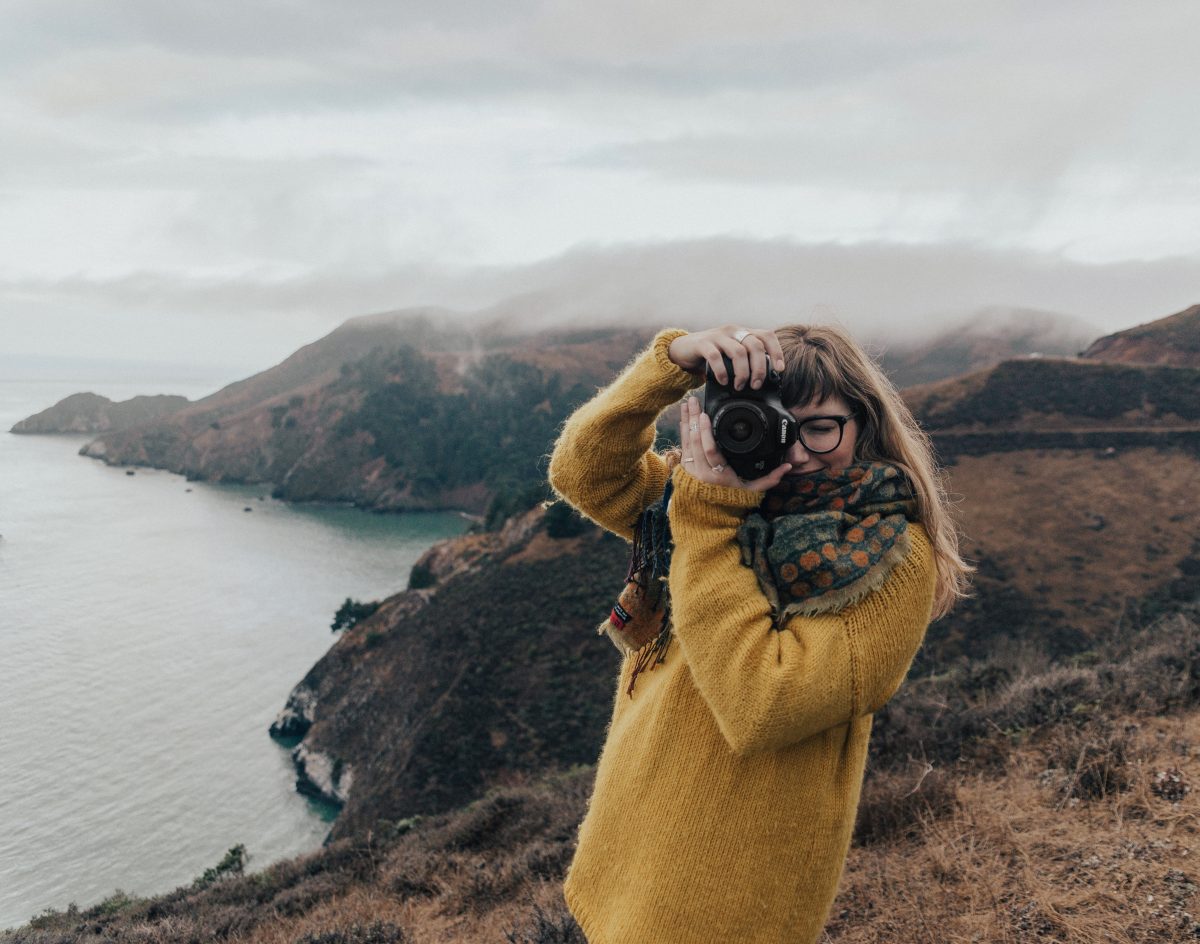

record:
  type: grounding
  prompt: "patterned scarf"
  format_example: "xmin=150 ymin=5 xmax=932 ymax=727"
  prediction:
xmin=600 ymin=459 xmax=916 ymax=696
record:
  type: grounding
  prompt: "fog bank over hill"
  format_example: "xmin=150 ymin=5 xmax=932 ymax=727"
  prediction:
xmin=5 ymin=238 xmax=1199 ymax=373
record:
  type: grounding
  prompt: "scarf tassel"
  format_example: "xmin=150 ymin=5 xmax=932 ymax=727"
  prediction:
xmin=626 ymin=601 xmax=673 ymax=697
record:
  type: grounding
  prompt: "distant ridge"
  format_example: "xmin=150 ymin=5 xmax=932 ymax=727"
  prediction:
xmin=10 ymin=391 xmax=188 ymax=434
xmin=1081 ymin=302 xmax=1200 ymax=367
xmin=880 ymin=306 xmax=1098 ymax=389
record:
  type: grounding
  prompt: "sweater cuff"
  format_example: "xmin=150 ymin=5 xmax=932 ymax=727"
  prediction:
xmin=651 ymin=328 xmax=702 ymax=393
xmin=669 ymin=463 xmax=764 ymax=532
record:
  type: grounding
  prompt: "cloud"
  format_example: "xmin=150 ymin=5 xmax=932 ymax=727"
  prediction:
xmin=3 ymin=237 xmax=1198 ymax=372
xmin=0 ymin=0 xmax=1197 ymax=355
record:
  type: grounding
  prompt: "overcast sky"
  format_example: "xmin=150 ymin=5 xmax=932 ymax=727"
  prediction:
xmin=1 ymin=0 xmax=1198 ymax=376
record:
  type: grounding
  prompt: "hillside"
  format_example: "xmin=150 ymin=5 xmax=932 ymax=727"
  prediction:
xmin=10 ymin=392 xmax=188 ymax=434
xmin=898 ymin=349 xmax=1200 ymax=659
xmin=33 ymin=305 xmax=1107 ymax=516
xmin=1082 ymin=302 xmax=1200 ymax=367
xmin=9 ymin=605 xmax=1198 ymax=943
xmin=270 ymin=504 xmax=631 ymax=839
xmin=8 ymin=304 xmax=1200 ymax=941
xmin=263 ymin=433 xmax=1200 ymax=844
xmin=878 ymin=306 xmax=1098 ymax=388
xmin=259 ymin=301 xmax=1200 ymax=843
xmin=75 ymin=313 xmax=654 ymax=514
xmin=904 ymin=356 xmax=1200 ymax=433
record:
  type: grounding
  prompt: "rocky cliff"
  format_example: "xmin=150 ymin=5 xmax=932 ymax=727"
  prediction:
xmin=270 ymin=502 xmax=631 ymax=839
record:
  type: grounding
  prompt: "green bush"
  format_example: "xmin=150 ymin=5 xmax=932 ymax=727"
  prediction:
xmin=192 ymin=844 xmax=247 ymax=889
xmin=544 ymin=501 xmax=588 ymax=539
xmin=331 ymin=598 xmax=381 ymax=632
xmin=408 ymin=562 xmax=436 ymax=590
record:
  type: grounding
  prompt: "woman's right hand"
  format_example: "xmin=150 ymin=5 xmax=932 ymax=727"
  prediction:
xmin=668 ymin=326 xmax=787 ymax=391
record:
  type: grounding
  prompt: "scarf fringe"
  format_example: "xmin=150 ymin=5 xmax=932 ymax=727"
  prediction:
xmin=625 ymin=605 xmax=673 ymax=697
xmin=772 ymin=531 xmax=912 ymax=624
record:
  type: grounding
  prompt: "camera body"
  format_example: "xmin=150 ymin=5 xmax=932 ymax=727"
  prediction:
xmin=703 ymin=354 xmax=796 ymax=480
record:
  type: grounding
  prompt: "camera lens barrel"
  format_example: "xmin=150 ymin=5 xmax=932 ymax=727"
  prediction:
xmin=713 ymin=402 xmax=768 ymax=454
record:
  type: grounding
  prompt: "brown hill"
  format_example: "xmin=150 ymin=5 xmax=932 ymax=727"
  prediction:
xmin=62 ymin=308 xmax=1114 ymax=516
xmin=254 ymin=348 xmax=1200 ymax=845
xmin=1082 ymin=302 xmax=1200 ymax=367
xmin=10 ymin=391 xmax=188 ymax=434
xmin=878 ymin=306 xmax=1098 ymax=388
xmin=78 ymin=313 xmax=654 ymax=514
xmin=899 ymin=355 xmax=1200 ymax=659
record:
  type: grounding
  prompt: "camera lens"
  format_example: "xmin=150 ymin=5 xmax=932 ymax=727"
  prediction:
xmin=713 ymin=403 xmax=766 ymax=454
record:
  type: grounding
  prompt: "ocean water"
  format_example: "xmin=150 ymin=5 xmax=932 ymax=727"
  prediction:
xmin=0 ymin=374 xmax=468 ymax=929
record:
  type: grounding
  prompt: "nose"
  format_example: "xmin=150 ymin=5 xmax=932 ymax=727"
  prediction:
xmin=784 ymin=438 xmax=811 ymax=466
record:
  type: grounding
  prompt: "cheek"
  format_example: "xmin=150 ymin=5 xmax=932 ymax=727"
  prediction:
xmin=839 ymin=429 xmax=860 ymax=463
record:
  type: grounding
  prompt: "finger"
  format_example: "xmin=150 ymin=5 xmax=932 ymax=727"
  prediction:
xmin=698 ymin=342 xmax=728 ymax=384
xmin=739 ymin=333 xmax=769 ymax=389
xmin=760 ymin=329 xmax=786 ymax=373
xmin=678 ymin=404 xmax=693 ymax=467
xmin=744 ymin=461 xmax=793 ymax=493
xmin=713 ymin=335 xmax=752 ymax=390
xmin=682 ymin=397 xmax=702 ymax=470
xmin=697 ymin=411 xmax=730 ymax=472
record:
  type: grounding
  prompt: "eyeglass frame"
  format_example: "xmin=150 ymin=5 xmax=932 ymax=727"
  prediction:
xmin=791 ymin=412 xmax=856 ymax=454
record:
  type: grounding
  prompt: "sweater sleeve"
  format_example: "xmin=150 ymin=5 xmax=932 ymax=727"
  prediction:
xmin=547 ymin=328 xmax=700 ymax=541
xmin=666 ymin=466 xmax=937 ymax=757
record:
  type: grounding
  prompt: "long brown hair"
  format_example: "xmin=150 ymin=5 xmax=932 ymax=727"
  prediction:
xmin=774 ymin=324 xmax=972 ymax=618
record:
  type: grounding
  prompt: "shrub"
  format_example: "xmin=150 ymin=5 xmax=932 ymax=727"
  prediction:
xmin=1041 ymin=721 xmax=1133 ymax=803
xmin=331 ymin=598 xmax=381 ymax=632
xmin=854 ymin=761 xmax=958 ymax=846
xmin=504 ymin=902 xmax=587 ymax=944
xmin=193 ymin=845 xmax=247 ymax=889
xmin=295 ymin=921 xmax=408 ymax=944
xmin=408 ymin=562 xmax=435 ymax=590
xmin=544 ymin=501 xmax=588 ymax=539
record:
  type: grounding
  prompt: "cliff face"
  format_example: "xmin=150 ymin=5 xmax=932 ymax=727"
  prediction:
xmin=11 ymin=392 xmax=189 ymax=434
xmin=271 ymin=503 xmax=632 ymax=839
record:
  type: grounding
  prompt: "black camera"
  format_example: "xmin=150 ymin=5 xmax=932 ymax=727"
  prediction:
xmin=703 ymin=354 xmax=797 ymax=480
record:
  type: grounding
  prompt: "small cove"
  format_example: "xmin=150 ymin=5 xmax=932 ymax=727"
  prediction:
xmin=0 ymin=376 xmax=467 ymax=929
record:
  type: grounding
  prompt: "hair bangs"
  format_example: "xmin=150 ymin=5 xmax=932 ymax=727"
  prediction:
xmin=779 ymin=338 xmax=849 ymax=410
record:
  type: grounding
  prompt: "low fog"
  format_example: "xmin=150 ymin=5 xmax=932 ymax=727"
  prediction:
xmin=1 ymin=1 xmax=1197 ymax=373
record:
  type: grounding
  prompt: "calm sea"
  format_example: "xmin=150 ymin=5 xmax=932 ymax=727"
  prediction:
xmin=0 ymin=371 xmax=467 ymax=929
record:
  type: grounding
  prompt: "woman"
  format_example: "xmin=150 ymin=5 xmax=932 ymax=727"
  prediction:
xmin=547 ymin=324 xmax=970 ymax=944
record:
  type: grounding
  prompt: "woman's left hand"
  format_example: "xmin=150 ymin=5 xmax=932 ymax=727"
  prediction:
xmin=678 ymin=395 xmax=792 ymax=492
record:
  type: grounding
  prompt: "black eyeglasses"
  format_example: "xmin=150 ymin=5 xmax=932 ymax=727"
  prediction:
xmin=792 ymin=414 xmax=855 ymax=454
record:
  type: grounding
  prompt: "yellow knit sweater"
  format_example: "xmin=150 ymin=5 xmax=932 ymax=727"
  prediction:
xmin=548 ymin=329 xmax=937 ymax=944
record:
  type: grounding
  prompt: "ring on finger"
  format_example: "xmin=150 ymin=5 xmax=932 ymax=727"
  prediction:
xmin=683 ymin=457 xmax=695 ymax=463
xmin=733 ymin=328 xmax=750 ymax=343
xmin=689 ymin=422 xmax=698 ymax=431
xmin=711 ymin=464 xmax=725 ymax=473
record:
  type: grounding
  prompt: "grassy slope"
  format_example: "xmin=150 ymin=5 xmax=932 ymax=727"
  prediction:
xmin=9 ymin=607 xmax=1198 ymax=944
xmin=1082 ymin=303 xmax=1200 ymax=367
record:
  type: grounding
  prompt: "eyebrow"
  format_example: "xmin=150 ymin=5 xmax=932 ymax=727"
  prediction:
xmin=788 ymin=409 xmax=851 ymax=421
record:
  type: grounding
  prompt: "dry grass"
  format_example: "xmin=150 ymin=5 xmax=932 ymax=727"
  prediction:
xmin=825 ymin=712 xmax=1200 ymax=944
xmin=11 ymin=610 xmax=1200 ymax=944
